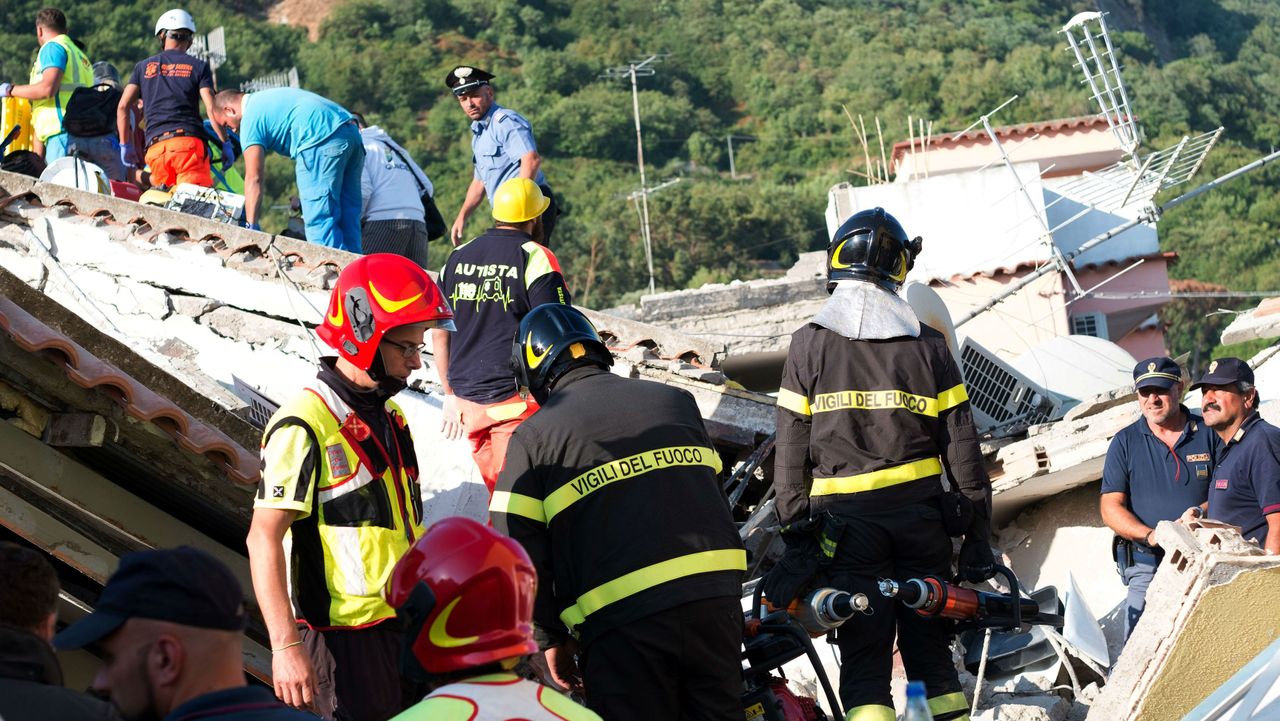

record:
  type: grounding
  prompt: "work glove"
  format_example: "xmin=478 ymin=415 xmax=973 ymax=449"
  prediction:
xmin=221 ymin=139 xmax=236 ymax=170
xmin=119 ymin=143 xmax=136 ymax=169
xmin=958 ymin=542 xmax=996 ymax=584
xmin=0 ymin=82 xmax=12 ymax=98
xmin=761 ymin=519 xmax=823 ymax=609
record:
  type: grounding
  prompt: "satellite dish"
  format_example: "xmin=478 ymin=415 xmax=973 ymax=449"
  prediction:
xmin=904 ymin=282 xmax=961 ymax=366
xmin=1010 ymin=335 xmax=1136 ymax=404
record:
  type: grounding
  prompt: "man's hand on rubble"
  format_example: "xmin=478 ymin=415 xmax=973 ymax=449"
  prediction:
xmin=1180 ymin=506 xmax=1204 ymax=524
xmin=441 ymin=394 xmax=464 ymax=441
xmin=958 ymin=542 xmax=996 ymax=583
xmin=545 ymin=640 xmax=583 ymax=693
xmin=272 ymin=643 xmax=319 ymax=712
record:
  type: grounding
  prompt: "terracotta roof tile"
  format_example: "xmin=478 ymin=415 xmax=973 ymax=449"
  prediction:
xmin=0 ymin=296 xmax=260 ymax=485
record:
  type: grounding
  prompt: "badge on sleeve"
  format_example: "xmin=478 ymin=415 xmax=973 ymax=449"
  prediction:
xmin=1215 ymin=478 xmax=1229 ymax=490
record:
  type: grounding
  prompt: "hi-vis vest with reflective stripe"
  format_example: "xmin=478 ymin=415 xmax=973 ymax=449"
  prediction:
xmin=267 ymin=381 xmax=424 ymax=628
xmin=29 ymin=35 xmax=93 ymax=142
xmin=393 ymin=673 xmax=601 ymax=721
xmin=776 ymin=380 xmax=968 ymax=497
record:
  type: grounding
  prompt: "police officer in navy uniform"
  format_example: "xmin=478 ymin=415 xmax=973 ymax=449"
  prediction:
xmin=1189 ymin=358 xmax=1280 ymax=555
xmin=446 ymin=66 xmax=560 ymax=246
xmin=492 ymin=304 xmax=745 ymax=721
xmin=1100 ymin=356 xmax=1219 ymax=641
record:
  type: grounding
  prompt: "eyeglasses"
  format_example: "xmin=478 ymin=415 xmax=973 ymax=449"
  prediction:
xmin=382 ymin=339 xmax=426 ymax=360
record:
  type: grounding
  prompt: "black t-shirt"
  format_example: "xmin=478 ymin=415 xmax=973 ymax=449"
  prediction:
xmin=129 ymin=49 xmax=213 ymax=145
xmin=440 ymin=228 xmax=570 ymax=404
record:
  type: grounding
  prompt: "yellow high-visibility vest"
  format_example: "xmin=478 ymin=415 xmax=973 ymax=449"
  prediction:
xmin=29 ymin=34 xmax=93 ymax=142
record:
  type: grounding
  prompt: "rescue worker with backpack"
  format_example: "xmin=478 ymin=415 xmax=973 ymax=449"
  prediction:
xmin=0 ymin=7 xmax=124 ymax=179
xmin=246 ymin=254 xmax=455 ymax=721
xmin=385 ymin=516 xmax=602 ymax=721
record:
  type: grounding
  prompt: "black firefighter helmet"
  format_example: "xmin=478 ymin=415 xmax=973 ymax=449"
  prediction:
xmin=827 ymin=207 xmax=923 ymax=293
xmin=511 ymin=304 xmax=613 ymax=403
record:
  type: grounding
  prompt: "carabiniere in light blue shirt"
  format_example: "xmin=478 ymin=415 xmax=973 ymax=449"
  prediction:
xmin=470 ymin=103 xmax=546 ymax=200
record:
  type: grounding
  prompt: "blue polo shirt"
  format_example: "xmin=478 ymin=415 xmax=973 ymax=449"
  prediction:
xmin=240 ymin=88 xmax=353 ymax=158
xmin=1101 ymin=408 xmax=1220 ymax=542
xmin=1208 ymin=413 xmax=1280 ymax=544
xmin=470 ymin=104 xmax=545 ymax=200
xmin=162 ymin=685 xmax=319 ymax=720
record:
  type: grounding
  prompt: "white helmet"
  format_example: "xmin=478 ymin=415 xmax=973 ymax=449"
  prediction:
xmin=155 ymin=9 xmax=196 ymax=36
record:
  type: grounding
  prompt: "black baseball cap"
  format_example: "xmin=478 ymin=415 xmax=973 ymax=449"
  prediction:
xmin=1189 ymin=357 xmax=1255 ymax=392
xmin=55 ymin=546 xmax=247 ymax=651
xmin=445 ymin=65 xmax=494 ymax=96
xmin=1133 ymin=356 xmax=1181 ymax=390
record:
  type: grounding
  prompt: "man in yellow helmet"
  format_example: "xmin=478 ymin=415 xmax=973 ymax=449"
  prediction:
xmin=0 ymin=8 xmax=93 ymax=163
xmin=433 ymin=177 xmax=570 ymax=494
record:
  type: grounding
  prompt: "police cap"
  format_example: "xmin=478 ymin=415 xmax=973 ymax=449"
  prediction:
xmin=1133 ymin=356 xmax=1181 ymax=390
xmin=1189 ymin=357 xmax=1254 ymax=392
xmin=446 ymin=66 xmax=495 ymax=96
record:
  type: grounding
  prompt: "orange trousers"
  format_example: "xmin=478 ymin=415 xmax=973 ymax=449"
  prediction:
xmin=455 ymin=392 xmax=539 ymax=494
xmin=145 ymin=134 xmax=213 ymax=188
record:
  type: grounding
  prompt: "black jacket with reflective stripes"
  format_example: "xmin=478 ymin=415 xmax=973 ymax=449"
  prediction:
xmin=773 ymin=323 xmax=991 ymax=540
xmin=491 ymin=367 xmax=745 ymax=647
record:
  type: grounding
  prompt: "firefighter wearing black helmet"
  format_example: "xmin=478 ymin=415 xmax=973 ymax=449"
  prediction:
xmin=764 ymin=208 xmax=993 ymax=721
xmin=491 ymin=304 xmax=746 ymax=721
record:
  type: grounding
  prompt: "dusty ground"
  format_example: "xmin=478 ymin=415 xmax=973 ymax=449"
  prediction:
xmin=266 ymin=0 xmax=334 ymax=40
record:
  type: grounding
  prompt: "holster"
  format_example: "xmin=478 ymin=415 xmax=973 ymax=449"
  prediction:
xmin=1113 ymin=535 xmax=1134 ymax=574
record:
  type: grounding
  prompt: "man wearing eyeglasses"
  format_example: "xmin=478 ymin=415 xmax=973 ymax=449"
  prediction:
xmin=246 ymin=254 xmax=455 ymax=721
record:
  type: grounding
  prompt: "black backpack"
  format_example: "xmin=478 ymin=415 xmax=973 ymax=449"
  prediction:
xmin=61 ymin=83 xmax=121 ymax=138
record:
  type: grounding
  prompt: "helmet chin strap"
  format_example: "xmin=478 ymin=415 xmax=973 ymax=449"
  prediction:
xmin=367 ymin=349 xmax=407 ymax=395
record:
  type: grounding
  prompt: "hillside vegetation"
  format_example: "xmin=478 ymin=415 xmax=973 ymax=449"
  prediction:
xmin=2 ymin=0 xmax=1277 ymax=359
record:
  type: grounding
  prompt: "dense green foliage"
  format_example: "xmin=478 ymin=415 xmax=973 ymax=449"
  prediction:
xmin=2 ymin=0 xmax=1277 ymax=358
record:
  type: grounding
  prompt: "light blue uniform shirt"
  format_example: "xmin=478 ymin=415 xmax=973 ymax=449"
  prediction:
xmin=470 ymin=104 xmax=545 ymax=200
xmin=240 ymin=88 xmax=353 ymax=158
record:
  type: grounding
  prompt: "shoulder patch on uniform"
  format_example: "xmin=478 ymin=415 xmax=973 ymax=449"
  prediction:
xmin=326 ymin=444 xmax=351 ymax=477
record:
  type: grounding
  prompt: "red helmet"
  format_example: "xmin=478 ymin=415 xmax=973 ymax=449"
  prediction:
xmin=385 ymin=517 xmax=538 ymax=676
xmin=317 ymin=254 xmax=455 ymax=371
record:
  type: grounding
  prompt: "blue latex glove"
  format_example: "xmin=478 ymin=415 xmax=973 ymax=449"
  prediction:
xmin=246 ymin=222 xmax=261 ymax=232
xmin=119 ymin=143 xmax=136 ymax=169
xmin=220 ymin=140 xmax=235 ymax=171
xmin=0 ymin=82 xmax=13 ymax=98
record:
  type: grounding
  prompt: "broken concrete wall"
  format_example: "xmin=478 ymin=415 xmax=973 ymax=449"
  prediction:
xmin=1088 ymin=522 xmax=1280 ymax=720
xmin=995 ymin=481 xmax=1128 ymax=663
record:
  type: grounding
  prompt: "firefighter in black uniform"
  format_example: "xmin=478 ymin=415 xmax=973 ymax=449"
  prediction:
xmin=491 ymin=304 xmax=746 ymax=721
xmin=764 ymin=208 xmax=993 ymax=721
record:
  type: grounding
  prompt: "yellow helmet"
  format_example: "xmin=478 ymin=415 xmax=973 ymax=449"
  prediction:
xmin=492 ymin=178 xmax=550 ymax=224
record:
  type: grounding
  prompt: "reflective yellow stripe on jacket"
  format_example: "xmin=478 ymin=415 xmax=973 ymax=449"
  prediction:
xmin=490 ymin=445 xmax=722 ymax=524
xmin=29 ymin=35 xmax=92 ymax=141
xmin=778 ymin=383 xmax=969 ymax=419
xmin=811 ymin=457 xmax=943 ymax=496
xmin=559 ymin=549 xmax=747 ymax=633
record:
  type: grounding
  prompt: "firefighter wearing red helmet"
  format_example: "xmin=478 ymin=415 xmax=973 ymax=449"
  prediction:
xmin=384 ymin=517 xmax=601 ymax=720
xmin=247 ymin=254 xmax=455 ymax=721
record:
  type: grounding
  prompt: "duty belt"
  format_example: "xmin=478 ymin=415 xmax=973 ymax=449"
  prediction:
xmin=147 ymin=127 xmax=200 ymax=150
